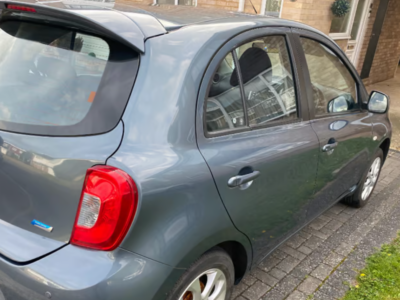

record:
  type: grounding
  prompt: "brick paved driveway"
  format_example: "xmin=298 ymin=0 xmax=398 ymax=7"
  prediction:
xmin=232 ymin=151 xmax=400 ymax=300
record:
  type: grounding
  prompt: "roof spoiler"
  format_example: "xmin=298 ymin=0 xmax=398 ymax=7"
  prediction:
xmin=0 ymin=0 xmax=147 ymax=52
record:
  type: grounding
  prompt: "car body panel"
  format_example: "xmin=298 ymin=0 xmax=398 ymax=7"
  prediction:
xmin=308 ymin=113 xmax=373 ymax=216
xmin=197 ymin=122 xmax=320 ymax=263
xmin=120 ymin=12 xmax=167 ymax=37
xmin=194 ymin=27 xmax=321 ymax=263
xmin=0 ymin=4 xmax=393 ymax=299
xmin=0 ymin=219 xmax=65 ymax=263
xmin=370 ymin=110 xmax=392 ymax=158
xmin=89 ymin=15 xmax=388 ymax=270
xmin=0 ymin=122 xmax=123 ymax=262
xmin=0 ymin=245 xmax=184 ymax=300
xmin=107 ymin=21 xmax=279 ymax=269
xmin=289 ymin=29 xmax=382 ymax=215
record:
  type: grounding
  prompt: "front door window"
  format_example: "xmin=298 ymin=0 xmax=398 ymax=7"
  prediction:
xmin=300 ymin=38 xmax=358 ymax=116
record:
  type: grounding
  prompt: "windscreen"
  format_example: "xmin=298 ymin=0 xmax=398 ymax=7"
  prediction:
xmin=0 ymin=20 xmax=138 ymax=136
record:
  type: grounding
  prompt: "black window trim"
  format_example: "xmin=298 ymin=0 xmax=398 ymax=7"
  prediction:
xmin=201 ymin=27 xmax=304 ymax=139
xmin=292 ymin=29 xmax=366 ymax=120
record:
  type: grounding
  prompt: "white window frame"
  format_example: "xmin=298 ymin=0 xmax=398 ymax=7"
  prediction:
xmin=329 ymin=0 xmax=361 ymax=40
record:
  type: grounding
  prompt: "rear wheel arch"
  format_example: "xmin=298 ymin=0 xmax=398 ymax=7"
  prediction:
xmin=175 ymin=237 xmax=252 ymax=285
xmin=379 ymin=138 xmax=391 ymax=162
xmin=216 ymin=241 xmax=249 ymax=283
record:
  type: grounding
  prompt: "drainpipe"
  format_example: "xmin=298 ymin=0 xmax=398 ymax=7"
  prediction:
xmin=238 ymin=0 xmax=245 ymax=12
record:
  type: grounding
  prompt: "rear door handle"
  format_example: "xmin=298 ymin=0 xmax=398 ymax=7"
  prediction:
xmin=228 ymin=171 xmax=260 ymax=188
xmin=322 ymin=141 xmax=338 ymax=152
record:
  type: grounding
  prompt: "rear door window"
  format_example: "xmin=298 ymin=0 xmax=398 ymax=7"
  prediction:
xmin=236 ymin=36 xmax=297 ymax=127
xmin=205 ymin=35 xmax=298 ymax=134
xmin=0 ymin=20 xmax=138 ymax=136
xmin=206 ymin=52 xmax=246 ymax=132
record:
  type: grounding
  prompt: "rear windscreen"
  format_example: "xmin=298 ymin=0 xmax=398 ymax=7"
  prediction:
xmin=0 ymin=20 xmax=138 ymax=136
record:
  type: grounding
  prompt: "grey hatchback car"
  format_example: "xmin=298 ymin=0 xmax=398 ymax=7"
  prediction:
xmin=0 ymin=1 xmax=392 ymax=300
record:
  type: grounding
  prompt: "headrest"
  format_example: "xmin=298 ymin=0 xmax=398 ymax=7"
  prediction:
xmin=230 ymin=47 xmax=272 ymax=86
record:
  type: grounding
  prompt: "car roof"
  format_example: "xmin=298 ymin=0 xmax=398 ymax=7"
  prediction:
xmin=113 ymin=3 xmax=260 ymax=30
xmin=0 ymin=0 xmax=330 ymax=52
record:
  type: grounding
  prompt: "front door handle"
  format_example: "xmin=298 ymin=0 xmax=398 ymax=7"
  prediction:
xmin=322 ymin=139 xmax=338 ymax=152
xmin=228 ymin=171 xmax=260 ymax=188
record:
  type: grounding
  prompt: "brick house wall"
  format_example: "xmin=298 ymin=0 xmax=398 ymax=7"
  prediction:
xmin=280 ymin=0 xmax=332 ymax=33
xmin=117 ymin=0 xmax=153 ymax=6
xmin=335 ymin=39 xmax=349 ymax=52
xmin=361 ymin=0 xmax=400 ymax=85
xmin=243 ymin=0 xmax=262 ymax=14
xmin=197 ymin=0 xmax=239 ymax=10
xmin=278 ymin=1 xmax=349 ymax=52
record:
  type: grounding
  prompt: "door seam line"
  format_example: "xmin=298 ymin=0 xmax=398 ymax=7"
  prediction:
xmin=195 ymin=138 xmax=254 ymax=268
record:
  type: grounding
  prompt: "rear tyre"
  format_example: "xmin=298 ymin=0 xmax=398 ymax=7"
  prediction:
xmin=343 ymin=149 xmax=383 ymax=208
xmin=167 ymin=249 xmax=234 ymax=300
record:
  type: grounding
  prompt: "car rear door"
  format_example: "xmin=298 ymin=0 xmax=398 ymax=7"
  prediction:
xmin=0 ymin=12 xmax=139 ymax=262
xmin=292 ymin=30 xmax=373 ymax=219
xmin=196 ymin=28 xmax=320 ymax=263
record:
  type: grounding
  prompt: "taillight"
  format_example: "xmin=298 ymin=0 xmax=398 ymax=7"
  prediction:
xmin=6 ymin=4 xmax=36 ymax=12
xmin=71 ymin=166 xmax=138 ymax=251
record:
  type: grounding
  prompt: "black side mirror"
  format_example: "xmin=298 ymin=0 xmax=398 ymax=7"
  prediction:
xmin=327 ymin=95 xmax=351 ymax=113
xmin=368 ymin=91 xmax=389 ymax=114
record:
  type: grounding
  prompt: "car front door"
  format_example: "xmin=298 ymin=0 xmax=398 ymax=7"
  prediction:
xmin=293 ymin=31 xmax=373 ymax=219
xmin=196 ymin=28 xmax=320 ymax=263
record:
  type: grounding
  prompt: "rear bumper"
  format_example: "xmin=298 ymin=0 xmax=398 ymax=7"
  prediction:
xmin=0 ymin=245 xmax=183 ymax=300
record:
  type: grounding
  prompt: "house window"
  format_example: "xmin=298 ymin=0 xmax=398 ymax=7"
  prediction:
xmin=262 ymin=0 xmax=283 ymax=17
xmin=157 ymin=0 xmax=195 ymax=5
xmin=329 ymin=0 xmax=362 ymax=39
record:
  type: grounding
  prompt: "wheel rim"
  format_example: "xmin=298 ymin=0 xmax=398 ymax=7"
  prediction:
xmin=361 ymin=157 xmax=381 ymax=201
xmin=179 ymin=268 xmax=227 ymax=300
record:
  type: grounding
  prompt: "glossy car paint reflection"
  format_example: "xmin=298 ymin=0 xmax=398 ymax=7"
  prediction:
xmin=0 ymin=2 xmax=393 ymax=299
xmin=0 ymin=220 xmax=64 ymax=263
xmin=106 ymin=20 xmax=295 ymax=269
xmin=308 ymin=113 xmax=374 ymax=218
xmin=0 ymin=122 xmax=123 ymax=261
xmin=0 ymin=245 xmax=183 ymax=300
xmin=198 ymin=122 xmax=320 ymax=264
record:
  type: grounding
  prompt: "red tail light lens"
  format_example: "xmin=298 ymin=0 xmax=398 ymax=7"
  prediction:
xmin=71 ymin=166 xmax=138 ymax=251
xmin=6 ymin=4 xmax=36 ymax=12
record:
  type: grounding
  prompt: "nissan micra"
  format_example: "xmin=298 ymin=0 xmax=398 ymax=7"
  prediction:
xmin=0 ymin=1 xmax=391 ymax=300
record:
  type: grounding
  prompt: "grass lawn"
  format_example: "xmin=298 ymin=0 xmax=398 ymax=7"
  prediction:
xmin=343 ymin=233 xmax=400 ymax=300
